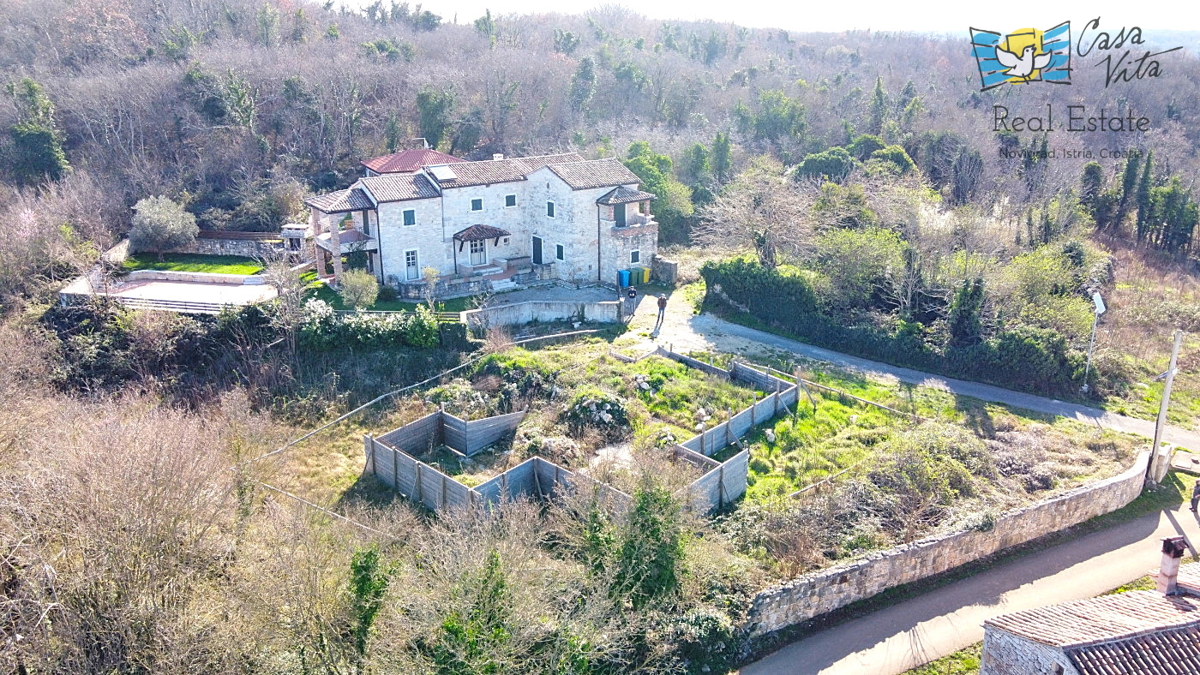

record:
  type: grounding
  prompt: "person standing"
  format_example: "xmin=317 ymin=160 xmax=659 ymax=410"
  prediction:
xmin=625 ymin=285 xmax=637 ymax=316
xmin=1191 ymin=480 xmax=1200 ymax=512
xmin=655 ymin=293 xmax=668 ymax=331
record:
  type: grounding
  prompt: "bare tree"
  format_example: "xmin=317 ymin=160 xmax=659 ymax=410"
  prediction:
xmin=694 ymin=157 xmax=817 ymax=268
xmin=263 ymin=256 xmax=307 ymax=361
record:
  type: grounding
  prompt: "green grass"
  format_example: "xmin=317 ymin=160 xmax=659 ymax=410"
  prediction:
xmin=124 ymin=253 xmax=263 ymax=275
xmin=902 ymin=643 xmax=981 ymax=675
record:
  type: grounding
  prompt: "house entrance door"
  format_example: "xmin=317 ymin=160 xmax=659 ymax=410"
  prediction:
xmin=532 ymin=236 xmax=543 ymax=264
xmin=614 ymin=203 xmax=626 ymax=227
xmin=469 ymin=240 xmax=486 ymax=265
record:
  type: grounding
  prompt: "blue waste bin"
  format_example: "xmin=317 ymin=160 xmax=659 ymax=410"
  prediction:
xmin=618 ymin=269 xmax=631 ymax=287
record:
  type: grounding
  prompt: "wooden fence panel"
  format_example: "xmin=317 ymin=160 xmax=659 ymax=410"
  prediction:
xmin=657 ymin=347 xmax=732 ymax=379
xmin=462 ymin=411 xmax=527 ymax=455
xmin=720 ymin=450 xmax=750 ymax=505
xmin=378 ymin=411 xmax=443 ymax=454
xmin=441 ymin=411 xmax=467 ymax=451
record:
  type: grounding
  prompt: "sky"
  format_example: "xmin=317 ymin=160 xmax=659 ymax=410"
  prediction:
xmin=343 ymin=0 xmax=1192 ymax=33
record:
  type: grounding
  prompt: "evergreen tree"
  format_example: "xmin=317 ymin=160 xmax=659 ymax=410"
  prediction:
xmin=1114 ymin=153 xmax=1141 ymax=229
xmin=1080 ymin=162 xmax=1103 ymax=212
xmin=416 ymin=86 xmax=456 ymax=149
xmin=712 ymin=131 xmax=732 ymax=183
xmin=947 ymin=278 xmax=985 ymax=347
xmin=6 ymin=78 xmax=70 ymax=185
xmin=1135 ymin=150 xmax=1154 ymax=243
xmin=568 ymin=57 xmax=596 ymax=114
xmin=869 ymin=75 xmax=888 ymax=135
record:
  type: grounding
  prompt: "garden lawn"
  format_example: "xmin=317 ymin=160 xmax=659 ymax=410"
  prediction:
xmin=124 ymin=253 xmax=264 ymax=275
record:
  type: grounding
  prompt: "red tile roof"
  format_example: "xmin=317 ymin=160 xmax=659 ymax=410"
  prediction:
xmin=597 ymin=186 xmax=656 ymax=205
xmin=305 ymin=187 xmax=374 ymax=213
xmin=547 ymin=158 xmax=641 ymax=190
xmin=361 ymin=148 xmax=464 ymax=174
xmin=430 ymin=153 xmax=587 ymax=189
xmin=986 ymin=591 xmax=1200 ymax=647
xmin=452 ymin=224 xmax=511 ymax=241
xmin=359 ymin=173 xmax=440 ymax=203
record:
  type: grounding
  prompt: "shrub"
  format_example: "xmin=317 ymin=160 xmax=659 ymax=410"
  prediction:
xmin=340 ymin=269 xmax=379 ymax=309
xmin=129 ymin=196 xmax=198 ymax=259
xmin=299 ymin=298 xmax=438 ymax=350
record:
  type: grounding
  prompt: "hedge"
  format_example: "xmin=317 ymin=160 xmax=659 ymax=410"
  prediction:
xmin=700 ymin=259 xmax=1086 ymax=397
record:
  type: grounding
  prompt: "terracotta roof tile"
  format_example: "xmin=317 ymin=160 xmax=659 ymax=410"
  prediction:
xmin=986 ymin=591 xmax=1200 ymax=647
xmin=548 ymin=158 xmax=641 ymax=190
xmin=452 ymin=224 xmax=511 ymax=241
xmin=432 ymin=159 xmax=530 ymax=188
xmin=597 ymin=185 xmax=656 ymax=205
xmin=1067 ymin=625 xmax=1200 ymax=675
xmin=305 ymin=187 xmax=373 ymax=213
xmin=359 ymin=173 xmax=440 ymax=203
xmin=518 ymin=152 xmax=585 ymax=172
xmin=361 ymin=148 xmax=464 ymax=174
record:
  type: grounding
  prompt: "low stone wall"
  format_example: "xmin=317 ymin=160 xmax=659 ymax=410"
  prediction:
xmin=180 ymin=236 xmax=285 ymax=258
xmin=462 ymin=300 xmax=622 ymax=330
xmin=651 ymin=255 xmax=678 ymax=285
xmin=746 ymin=450 xmax=1151 ymax=638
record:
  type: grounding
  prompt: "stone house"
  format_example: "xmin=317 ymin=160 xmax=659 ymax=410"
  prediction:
xmin=303 ymin=149 xmax=658 ymax=298
xmin=981 ymin=538 xmax=1200 ymax=674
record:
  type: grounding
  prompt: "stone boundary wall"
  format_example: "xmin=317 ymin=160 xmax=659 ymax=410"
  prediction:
xmin=179 ymin=235 xmax=284 ymax=259
xmin=745 ymin=450 xmax=1152 ymax=638
xmin=461 ymin=300 xmax=622 ymax=330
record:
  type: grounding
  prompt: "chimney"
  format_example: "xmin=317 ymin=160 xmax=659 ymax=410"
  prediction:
xmin=1158 ymin=536 xmax=1187 ymax=595
xmin=493 ymin=153 xmax=504 ymax=161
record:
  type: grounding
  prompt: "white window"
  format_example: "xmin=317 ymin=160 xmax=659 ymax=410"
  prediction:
xmin=471 ymin=198 xmax=483 ymax=211
xmin=555 ymin=244 xmax=564 ymax=261
xmin=470 ymin=240 xmax=486 ymax=265
xmin=546 ymin=201 xmax=555 ymax=218
xmin=630 ymin=250 xmax=640 ymax=264
xmin=505 ymin=194 xmax=517 ymax=207
xmin=403 ymin=209 xmax=416 ymax=226
xmin=405 ymin=249 xmax=419 ymax=280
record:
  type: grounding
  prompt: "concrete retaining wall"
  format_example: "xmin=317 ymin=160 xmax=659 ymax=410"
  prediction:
xmin=462 ymin=300 xmax=622 ymax=329
xmin=746 ymin=451 xmax=1152 ymax=638
xmin=121 ymin=269 xmax=265 ymax=285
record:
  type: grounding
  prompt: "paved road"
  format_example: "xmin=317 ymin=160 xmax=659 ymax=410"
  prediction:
xmin=617 ymin=297 xmax=1200 ymax=450
xmin=612 ymin=294 xmax=1200 ymax=673
xmin=739 ymin=502 xmax=1200 ymax=675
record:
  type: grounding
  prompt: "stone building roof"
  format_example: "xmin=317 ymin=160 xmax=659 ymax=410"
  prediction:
xmin=597 ymin=186 xmax=656 ymax=205
xmin=985 ymin=591 xmax=1200 ymax=647
xmin=431 ymin=153 xmax=587 ymax=189
xmin=359 ymin=173 xmax=441 ymax=203
xmin=305 ymin=187 xmax=374 ymax=213
xmin=361 ymin=148 xmax=464 ymax=174
xmin=548 ymin=158 xmax=641 ymax=190
xmin=1067 ymin=624 xmax=1200 ymax=675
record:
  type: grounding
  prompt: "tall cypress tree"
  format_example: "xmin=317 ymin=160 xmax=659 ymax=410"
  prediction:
xmin=1114 ymin=153 xmax=1141 ymax=229
xmin=1135 ymin=150 xmax=1154 ymax=244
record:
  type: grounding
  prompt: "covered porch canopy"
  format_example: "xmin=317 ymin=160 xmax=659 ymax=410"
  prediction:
xmin=452 ymin=224 xmax=511 ymax=274
xmin=314 ymin=227 xmax=378 ymax=255
xmin=597 ymin=186 xmax=656 ymax=228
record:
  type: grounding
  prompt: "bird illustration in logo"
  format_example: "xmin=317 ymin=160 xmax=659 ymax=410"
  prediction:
xmin=970 ymin=22 xmax=1071 ymax=91
xmin=995 ymin=43 xmax=1052 ymax=82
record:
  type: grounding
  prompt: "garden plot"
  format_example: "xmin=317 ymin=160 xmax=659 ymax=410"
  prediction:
xmin=359 ymin=339 xmax=796 ymax=514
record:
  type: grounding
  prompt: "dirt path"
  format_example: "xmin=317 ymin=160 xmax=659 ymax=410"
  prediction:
xmin=738 ymin=502 xmax=1200 ymax=674
xmin=614 ymin=293 xmax=1200 ymax=451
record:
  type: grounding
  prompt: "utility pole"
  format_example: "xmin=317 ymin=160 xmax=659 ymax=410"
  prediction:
xmin=1082 ymin=292 xmax=1106 ymax=394
xmin=1149 ymin=329 xmax=1184 ymax=483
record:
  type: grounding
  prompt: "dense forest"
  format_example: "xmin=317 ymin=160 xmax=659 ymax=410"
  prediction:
xmin=3 ymin=1 xmax=1200 ymax=672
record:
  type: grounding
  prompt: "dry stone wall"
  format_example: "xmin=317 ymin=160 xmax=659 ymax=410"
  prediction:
xmin=746 ymin=451 xmax=1151 ymax=638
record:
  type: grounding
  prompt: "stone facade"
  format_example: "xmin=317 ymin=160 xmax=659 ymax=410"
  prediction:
xmin=306 ymin=155 xmax=658 ymax=296
xmin=745 ymin=451 xmax=1151 ymax=638
xmin=980 ymin=627 xmax=1080 ymax=675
